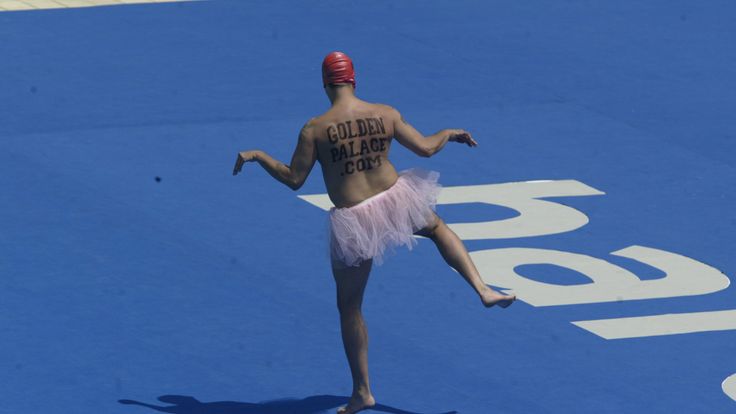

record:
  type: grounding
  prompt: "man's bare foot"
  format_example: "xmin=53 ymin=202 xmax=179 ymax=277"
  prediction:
xmin=480 ymin=287 xmax=516 ymax=308
xmin=337 ymin=392 xmax=376 ymax=414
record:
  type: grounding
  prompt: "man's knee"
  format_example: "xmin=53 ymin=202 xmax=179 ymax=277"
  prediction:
xmin=337 ymin=297 xmax=362 ymax=315
xmin=335 ymin=285 xmax=364 ymax=315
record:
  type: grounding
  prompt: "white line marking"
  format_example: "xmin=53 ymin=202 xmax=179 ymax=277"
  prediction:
xmin=724 ymin=373 xmax=736 ymax=402
xmin=470 ymin=245 xmax=730 ymax=306
xmin=0 ymin=0 xmax=195 ymax=11
xmin=572 ymin=310 xmax=736 ymax=340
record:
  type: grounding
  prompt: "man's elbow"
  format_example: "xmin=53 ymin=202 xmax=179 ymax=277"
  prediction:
xmin=289 ymin=177 xmax=305 ymax=191
xmin=418 ymin=146 xmax=434 ymax=158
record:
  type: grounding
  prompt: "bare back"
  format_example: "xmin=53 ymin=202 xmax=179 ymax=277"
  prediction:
xmin=311 ymin=100 xmax=400 ymax=208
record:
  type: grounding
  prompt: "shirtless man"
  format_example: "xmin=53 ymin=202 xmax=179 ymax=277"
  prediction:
xmin=233 ymin=51 xmax=515 ymax=414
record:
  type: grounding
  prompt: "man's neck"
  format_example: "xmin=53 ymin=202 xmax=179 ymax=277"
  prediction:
xmin=329 ymin=86 xmax=357 ymax=106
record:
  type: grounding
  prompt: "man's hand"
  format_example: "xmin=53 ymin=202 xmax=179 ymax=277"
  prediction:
xmin=447 ymin=129 xmax=478 ymax=147
xmin=233 ymin=150 xmax=260 ymax=176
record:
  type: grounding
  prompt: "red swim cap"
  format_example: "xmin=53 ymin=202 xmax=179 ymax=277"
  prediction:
xmin=322 ymin=51 xmax=356 ymax=88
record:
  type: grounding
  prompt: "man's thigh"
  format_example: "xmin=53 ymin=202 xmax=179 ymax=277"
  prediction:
xmin=414 ymin=211 xmax=441 ymax=238
xmin=332 ymin=258 xmax=373 ymax=309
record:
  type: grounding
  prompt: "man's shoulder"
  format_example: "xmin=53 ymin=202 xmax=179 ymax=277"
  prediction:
xmin=298 ymin=117 xmax=319 ymax=141
xmin=361 ymin=101 xmax=396 ymax=112
xmin=372 ymin=102 xmax=399 ymax=118
xmin=303 ymin=116 xmax=320 ymax=128
xmin=304 ymin=113 xmax=327 ymax=130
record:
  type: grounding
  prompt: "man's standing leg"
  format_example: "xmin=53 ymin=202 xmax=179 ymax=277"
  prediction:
xmin=332 ymin=258 xmax=376 ymax=414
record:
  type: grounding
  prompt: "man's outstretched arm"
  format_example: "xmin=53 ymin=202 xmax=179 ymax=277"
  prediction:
xmin=390 ymin=107 xmax=478 ymax=157
xmin=233 ymin=121 xmax=317 ymax=191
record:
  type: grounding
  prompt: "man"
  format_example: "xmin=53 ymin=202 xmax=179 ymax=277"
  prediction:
xmin=233 ymin=51 xmax=515 ymax=414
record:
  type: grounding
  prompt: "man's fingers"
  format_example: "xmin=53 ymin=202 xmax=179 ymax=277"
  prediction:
xmin=466 ymin=133 xmax=478 ymax=147
xmin=463 ymin=133 xmax=475 ymax=147
xmin=450 ymin=131 xmax=477 ymax=147
xmin=233 ymin=154 xmax=244 ymax=175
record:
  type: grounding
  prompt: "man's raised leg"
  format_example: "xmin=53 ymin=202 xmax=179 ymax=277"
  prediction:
xmin=416 ymin=212 xmax=516 ymax=308
xmin=332 ymin=257 xmax=376 ymax=414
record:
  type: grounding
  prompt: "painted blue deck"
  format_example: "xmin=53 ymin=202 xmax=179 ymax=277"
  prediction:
xmin=1 ymin=1 xmax=734 ymax=413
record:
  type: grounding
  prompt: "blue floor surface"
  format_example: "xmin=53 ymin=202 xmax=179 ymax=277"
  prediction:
xmin=1 ymin=1 xmax=735 ymax=413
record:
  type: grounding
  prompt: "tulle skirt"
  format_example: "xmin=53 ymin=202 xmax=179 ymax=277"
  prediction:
xmin=328 ymin=168 xmax=441 ymax=268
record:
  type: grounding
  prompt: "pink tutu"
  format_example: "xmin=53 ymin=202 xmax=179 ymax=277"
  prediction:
xmin=328 ymin=168 xmax=441 ymax=267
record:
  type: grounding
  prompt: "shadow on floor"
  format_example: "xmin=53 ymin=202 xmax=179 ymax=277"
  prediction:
xmin=119 ymin=394 xmax=458 ymax=414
